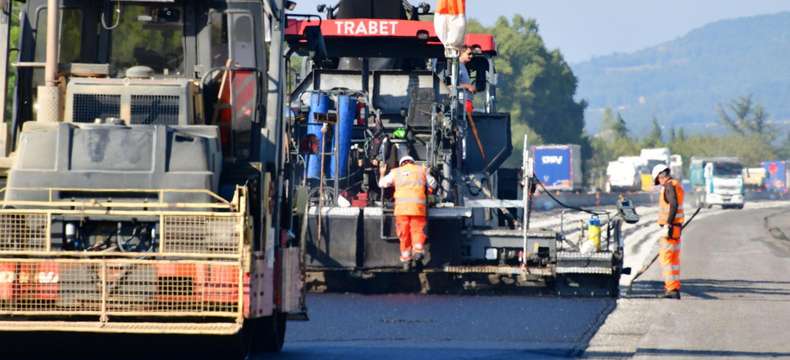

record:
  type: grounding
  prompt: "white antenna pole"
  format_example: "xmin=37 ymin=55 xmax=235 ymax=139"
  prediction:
xmin=521 ymin=134 xmax=532 ymax=267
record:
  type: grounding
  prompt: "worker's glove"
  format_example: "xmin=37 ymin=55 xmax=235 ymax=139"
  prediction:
xmin=667 ymin=225 xmax=674 ymax=239
xmin=427 ymin=195 xmax=438 ymax=206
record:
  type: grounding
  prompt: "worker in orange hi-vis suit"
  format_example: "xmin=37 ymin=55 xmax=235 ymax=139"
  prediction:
xmin=378 ymin=155 xmax=437 ymax=271
xmin=652 ymin=164 xmax=685 ymax=299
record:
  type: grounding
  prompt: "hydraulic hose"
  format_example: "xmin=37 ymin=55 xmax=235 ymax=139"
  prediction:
xmin=532 ymin=176 xmax=610 ymax=216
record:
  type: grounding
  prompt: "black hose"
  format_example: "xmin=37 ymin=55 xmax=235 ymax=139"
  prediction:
xmin=532 ymin=176 xmax=609 ymax=216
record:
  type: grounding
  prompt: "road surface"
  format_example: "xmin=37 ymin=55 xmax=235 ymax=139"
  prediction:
xmin=584 ymin=205 xmax=790 ymax=359
xmin=279 ymin=202 xmax=790 ymax=359
xmin=3 ymin=202 xmax=789 ymax=359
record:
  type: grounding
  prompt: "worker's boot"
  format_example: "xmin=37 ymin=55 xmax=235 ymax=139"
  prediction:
xmin=659 ymin=290 xmax=681 ymax=299
xmin=413 ymin=253 xmax=425 ymax=272
xmin=401 ymin=261 xmax=412 ymax=272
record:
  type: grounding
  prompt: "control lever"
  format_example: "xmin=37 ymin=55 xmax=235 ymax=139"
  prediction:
xmin=617 ymin=199 xmax=640 ymax=224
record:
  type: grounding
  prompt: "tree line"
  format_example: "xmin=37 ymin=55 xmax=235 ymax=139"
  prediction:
xmin=467 ymin=16 xmax=587 ymax=166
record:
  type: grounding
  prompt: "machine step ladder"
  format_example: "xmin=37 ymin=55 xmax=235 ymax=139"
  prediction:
xmin=380 ymin=203 xmax=400 ymax=241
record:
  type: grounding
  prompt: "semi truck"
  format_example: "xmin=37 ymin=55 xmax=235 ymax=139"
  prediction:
xmin=532 ymin=145 xmax=583 ymax=192
xmin=284 ymin=0 xmax=629 ymax=296
xmin=640 ymin=148 xmax=671 ymax=167
xmin=605 ymin=159 xmax=641 ymax=193
xmin=690 ymin=157 xmax=745 ymax=209
xmin=0 ymin=0 xmax=307 ymax=355
xmin=670 ymin=154 xmax=684 ymax=180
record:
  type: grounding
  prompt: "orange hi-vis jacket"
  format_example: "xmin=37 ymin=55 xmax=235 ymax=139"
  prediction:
xmin=437 ymin=0 xmax=466 ymax=14
xmin=658 ymin=178 xmax=685 ymax=226
xmin=392 ymin=164 xmax=430 ymax=216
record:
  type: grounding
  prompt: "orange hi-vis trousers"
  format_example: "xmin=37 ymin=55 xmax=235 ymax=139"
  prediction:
xmin=659 ymin=230 xmax=681 ymax=292
xmin=395 ymin=215 xmax=427 ymax=262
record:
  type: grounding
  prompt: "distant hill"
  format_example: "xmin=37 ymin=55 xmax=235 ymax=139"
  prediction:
xmin=573 ymin=12 xmax=790 ymax=137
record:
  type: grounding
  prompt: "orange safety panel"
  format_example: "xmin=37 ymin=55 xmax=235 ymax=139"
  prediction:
xmin=436 ymin=0 xmax=466 ymax=15
xmin=217 ymin=69 xmax=257 ymax=153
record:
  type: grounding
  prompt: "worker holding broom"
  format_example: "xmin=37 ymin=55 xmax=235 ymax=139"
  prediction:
xmin=652 ymin=164 xmax=684 ymax=299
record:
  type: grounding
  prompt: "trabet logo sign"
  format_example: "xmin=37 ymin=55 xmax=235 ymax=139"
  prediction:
xmin=334 ymin=20 xmax=400 ymax=36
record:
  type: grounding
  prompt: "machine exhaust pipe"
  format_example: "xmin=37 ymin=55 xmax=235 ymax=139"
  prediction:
xmin=37 ymin=0 xmax=60 ymax=122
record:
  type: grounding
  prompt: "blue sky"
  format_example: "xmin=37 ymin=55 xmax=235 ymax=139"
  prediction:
xmin=289 ymin=0 xmax=790 ymax=63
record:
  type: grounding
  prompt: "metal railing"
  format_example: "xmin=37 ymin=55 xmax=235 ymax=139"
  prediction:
xmin=0 ymin=186 xmax=247 ymax=259
xmin=0 ymin=211 xmax=245 ymax=259
xmin=0 ymin=186 xmax=250 ymax=333
xmin=0 ymin=187 xmax=234 ymax=210
xmin=0 ymin=258 xmax=243 ymax=320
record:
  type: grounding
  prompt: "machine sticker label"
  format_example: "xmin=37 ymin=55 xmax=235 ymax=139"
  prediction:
xmin=335 ymin=20 xmax=400 ymax=36
xmin=542 ymin=156 xmax=564 ymax=165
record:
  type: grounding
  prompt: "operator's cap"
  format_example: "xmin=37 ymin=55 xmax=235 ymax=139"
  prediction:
xmin=399 ymin=155 xmax=415 ymax=165
xmin=652 ymin=164 xmax=670 ymax=185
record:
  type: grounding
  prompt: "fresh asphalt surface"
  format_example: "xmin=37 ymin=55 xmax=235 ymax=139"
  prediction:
xmin=279 ymin=203 xmax=790 ymax=360
xmin=279 ymin=294 xmax=613 ymax=359
xmin=3 ymin=203 xmax=790 ymax=359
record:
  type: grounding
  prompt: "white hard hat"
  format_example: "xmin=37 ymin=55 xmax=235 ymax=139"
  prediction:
xmin=652 ymin=164 xmax=670 ymax=185
xmin=399 ymin=155 xmax=415 ymax=165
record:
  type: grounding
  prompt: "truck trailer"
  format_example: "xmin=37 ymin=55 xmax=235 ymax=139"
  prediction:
xmin=532 ymin=145 xmax=583 ymax=192
xmin=762 ymin=161 xmax=788 ymax=192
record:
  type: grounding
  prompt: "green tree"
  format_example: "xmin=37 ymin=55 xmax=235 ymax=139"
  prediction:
xmin=598 ymin=108 xmax=628 ymax=140
xmin=585 ymin=110 xmax=640 ymax=187
xmin=776 ymin=131 xmax=790 ymax=160
xmin=642 ymin=117 xmax=663 ymax=147
xmin=716 ymin=95 xmax=773 ymax=141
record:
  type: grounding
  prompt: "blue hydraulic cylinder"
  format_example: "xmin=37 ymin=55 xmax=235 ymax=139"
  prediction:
xmin=306 ymin=92 xmax=330 ymax=179
xmin=330 ymin=95 xmax=357 ymax=178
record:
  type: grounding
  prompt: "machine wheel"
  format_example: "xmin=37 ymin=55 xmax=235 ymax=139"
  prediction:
xmin=258 ymin=312 xmax=287 ymax=353
xmin=239 ymin=312 xmax=287 ymax=358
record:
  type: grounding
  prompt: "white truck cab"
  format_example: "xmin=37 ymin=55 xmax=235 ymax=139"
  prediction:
xmin=701 ymin=160 xmax=745 ymax=209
